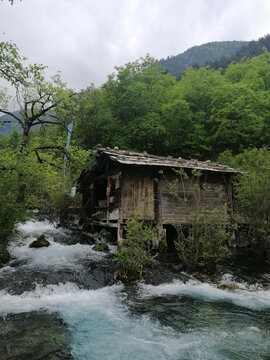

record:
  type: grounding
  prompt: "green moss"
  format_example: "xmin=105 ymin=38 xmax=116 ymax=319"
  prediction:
xmin=29 ymin=234 xmax=50 ymax=248
xmin=218 ymin=283 xmax=238 ymax=291
xmin=49 ymin=331 xmax=66 ymax=345
xmin=93 ymin=242 xmax=109 ymax=252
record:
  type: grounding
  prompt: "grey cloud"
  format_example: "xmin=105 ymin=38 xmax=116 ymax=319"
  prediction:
xmin=0 ymin=0 xmax=270 ymax=90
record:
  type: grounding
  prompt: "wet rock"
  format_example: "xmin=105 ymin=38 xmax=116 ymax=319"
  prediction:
xmin=0 ymin=254 xmax=116 ymax=295
xmin=0 ymin=249 xmax=10 ymax=265
xmin=218 ymin=282 xmax=238 ymax=291
xmin=211 ymin=273 xmax=219 ymax=284
xmin=144 ymin=264 xmax=189 ymax=285
xmin=142 ymin=251 xmax=189 ymax=285
xmin=0 ymin=312 xmax=73 ymax=360
xmin=93 ymin=242 xmax=109 ymax=252
xmin=29 ymin=234 xmax=50 ymax=248
xmin=53 ymin=231 xmax=95 ymax=246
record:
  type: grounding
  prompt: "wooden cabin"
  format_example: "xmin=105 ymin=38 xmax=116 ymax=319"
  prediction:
xmin=78 ymin=147 xmax=239 ymax=245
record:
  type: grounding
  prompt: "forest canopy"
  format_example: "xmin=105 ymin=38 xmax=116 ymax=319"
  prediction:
xmin=71 ymin=50 xmax=270 ymax=160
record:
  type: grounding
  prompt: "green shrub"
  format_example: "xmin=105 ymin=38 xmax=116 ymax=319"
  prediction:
xmin=115 ymin=214 xmax=158 ymax=280
xmin=175 ymin=209 xmax=230 ymax=273
xmin=49 ymin=190 xmax=81 ymax=225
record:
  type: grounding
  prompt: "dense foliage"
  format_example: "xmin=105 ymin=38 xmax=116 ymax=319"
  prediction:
xmin=219 ymin=148 xmax=270 ymax=257
xmin=158 ymin=35 xmax=270 ymax=79
xmin=3 ymin=49 xmax=270 ymax=162
xmin=0 ymin=43 xmax=91 ymax=254
xmin=71 ymin=50 xmax=270 ymax=161
xmin=175 ymin=210 xmax=230 ymax=273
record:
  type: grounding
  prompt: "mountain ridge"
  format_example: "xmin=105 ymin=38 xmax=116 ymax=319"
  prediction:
xmin=158 ymin=40 xmax=246 ymax=77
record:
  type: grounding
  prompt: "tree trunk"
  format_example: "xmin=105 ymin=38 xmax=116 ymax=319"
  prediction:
xmin=21 ymin=123 xmax=30 ymax=153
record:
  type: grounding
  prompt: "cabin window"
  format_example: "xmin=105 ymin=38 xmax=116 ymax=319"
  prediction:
xmin=95 ymin=180 xmax=107 ymax=208
xmin=107 ymin=172 xmax=121 ymax=197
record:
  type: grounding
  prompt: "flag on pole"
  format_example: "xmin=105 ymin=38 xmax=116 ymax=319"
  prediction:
xmin=63 ymin=121 xmax=73 ymax=187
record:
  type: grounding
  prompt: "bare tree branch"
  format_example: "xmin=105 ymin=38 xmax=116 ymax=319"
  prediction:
xmin=34 ymin=150 xmax=62 ymax=170
xmin=0 ymin=109 xmax=23 ymax=126
xmin=33 ymin=145 xmax=71 ymax=159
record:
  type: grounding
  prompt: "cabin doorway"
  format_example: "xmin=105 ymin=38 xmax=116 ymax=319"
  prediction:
xmin=164 ymin=225 xmax=177 ymax=251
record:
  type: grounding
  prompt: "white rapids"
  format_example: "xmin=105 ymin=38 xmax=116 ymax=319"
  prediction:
xmin=1 ymin=219 xmax=270 ymax=360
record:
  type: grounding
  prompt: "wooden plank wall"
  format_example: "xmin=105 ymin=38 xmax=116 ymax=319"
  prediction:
xmin=121 ymin=167 xmax=155 ymax=220
xmin=199 ymin=172 xmax=228 ymax=208
xmin=158 ymin=170 xmax=229 ymax=224
xmin=158 ymin=174 xmax=196 ymax=224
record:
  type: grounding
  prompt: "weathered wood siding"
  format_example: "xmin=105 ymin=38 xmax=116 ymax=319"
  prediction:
xmin=199 ymin=172 xmax=227 ymax=204
xmin=158 ymin=170 xmax=229 ymax=224
xmin=121 ymin=167 xmax=155 ymax=220
xmin=158 ymin=173 xmax=198 ymax=224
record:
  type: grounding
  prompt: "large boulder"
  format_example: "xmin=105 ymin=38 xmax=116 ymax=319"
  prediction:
xmin=29 ymin=234 xmax=50 ymax=248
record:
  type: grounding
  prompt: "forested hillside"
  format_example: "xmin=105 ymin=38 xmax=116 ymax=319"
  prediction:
xmin=207 ymin=34 xmax=270 ymax=70
xmin=158 ymin=40 xmax=246 ymax=77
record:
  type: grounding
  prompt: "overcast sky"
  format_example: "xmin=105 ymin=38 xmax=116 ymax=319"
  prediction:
xmin=1 ymin=0 xmax=270 ymax=90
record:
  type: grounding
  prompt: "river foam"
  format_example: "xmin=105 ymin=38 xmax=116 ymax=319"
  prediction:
xmin=1 ymin=282 xmax=270 ymax=360
xmin=6 ymin=219 xmax=113 ymax=271
xmin=139 ymin=278 xmax=270 ymax=310
xmin=1 ymin=219 xmax=270 ymax=359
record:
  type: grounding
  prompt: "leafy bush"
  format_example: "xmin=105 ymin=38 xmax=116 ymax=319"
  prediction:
xmin=49 ymin=190 xmax=81 ymax=226
xmin=115 ymin=214 xmax=158 ymax=280
xmin=175 ymin=209 xmax=230 ymax=273
xmin=219 ymin=147 xmax=270 ymax=257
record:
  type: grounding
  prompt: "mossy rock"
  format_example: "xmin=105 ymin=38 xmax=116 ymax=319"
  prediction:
xmin=211 ymin=274 xmax=219 ymax=284
xmin=93 ymin=242 xmax=109 ymax=252
xmin=114 ymin=268 xmax=141 ymax=283
xmin=218 ymin=282 xmax=237 ymax=291
xmin=29 ymin=234 xmax=50 ymax=248
xmin=0 ymin=249 xmax=10 ymax=264
xmin=114 ymin=268 xmax=128 ymax=282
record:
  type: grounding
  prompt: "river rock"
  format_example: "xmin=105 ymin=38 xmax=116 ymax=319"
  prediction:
xmin=218 ymin=282 xmax=238 ymax=291
xmin=29 ymin=234 xmax=50 ymax=248
xmin=93 ymin=242 xmax=109 ymax=252
xmin=0 ymin=312 xmax=73 ymax=360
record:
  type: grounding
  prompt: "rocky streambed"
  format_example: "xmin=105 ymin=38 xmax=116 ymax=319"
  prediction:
xmin=1 ymin=218 xmax=270 ymax=359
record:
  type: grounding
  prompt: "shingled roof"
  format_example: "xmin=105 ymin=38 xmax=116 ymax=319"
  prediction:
xmin=97 ymin=147 xmax=239 ymax=174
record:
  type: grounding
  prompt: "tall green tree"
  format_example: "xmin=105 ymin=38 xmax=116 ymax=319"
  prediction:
xmin=73 ymin=85 xmax=112 ymax=149
xmin=102 ymin=55 xmax=175 ymax=153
